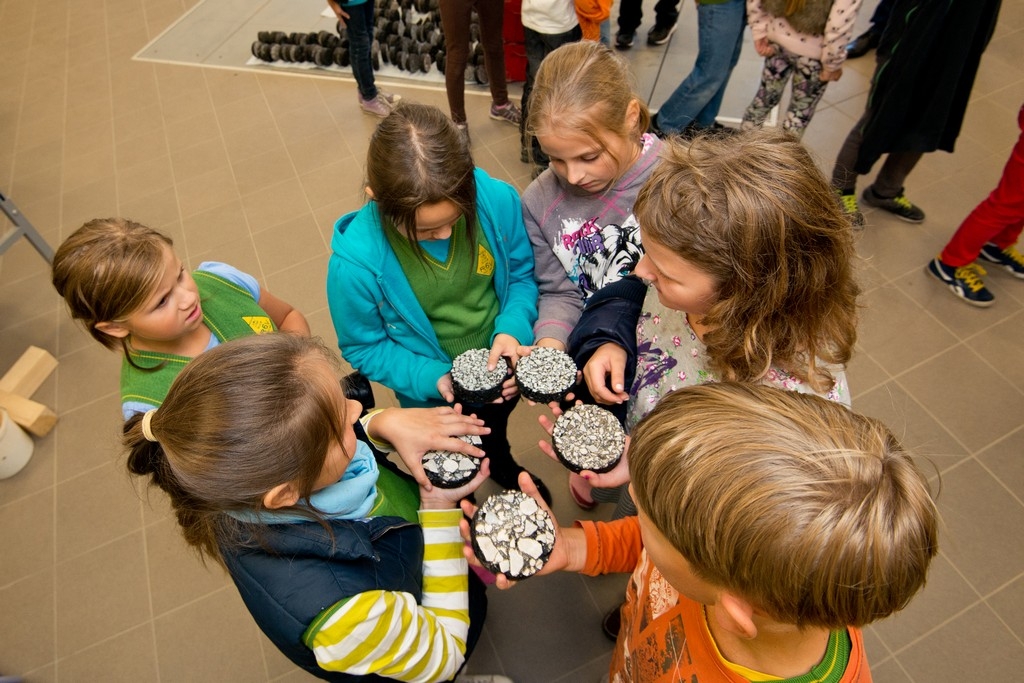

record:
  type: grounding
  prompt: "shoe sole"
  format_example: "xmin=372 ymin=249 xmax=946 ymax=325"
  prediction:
xmin=925 ymin=264 xmax=995 ymax=307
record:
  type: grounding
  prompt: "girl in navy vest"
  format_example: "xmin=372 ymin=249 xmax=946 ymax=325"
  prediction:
xmin=52 ymin=218 xmax=310 ymax=419
xmin=326 ymin=103 xmax=551 ymax=505
xmin=124 ymin=333 xmax=501 ymax=682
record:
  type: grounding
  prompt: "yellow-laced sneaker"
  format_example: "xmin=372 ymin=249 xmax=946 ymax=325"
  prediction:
xmin=978 ymin=243 xmax=1024 ymax=279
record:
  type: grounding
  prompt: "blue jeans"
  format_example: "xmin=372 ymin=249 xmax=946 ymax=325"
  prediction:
xmin=344 ymin=0 xmax=377 ymax=100
xmin=654 ymin=0 xmax=745 ymax=132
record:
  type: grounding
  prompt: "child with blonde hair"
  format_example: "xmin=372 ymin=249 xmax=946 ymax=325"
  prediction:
xmin=51 ymin=218 xmax=309 ymax=418
xmin=327 ymin=103 xmax=551 ymax=504
xmin=125 ymin=333 xmax=503 ymax=681
xmin=485 ymin=382 xmax=938 ymax=681
xmin=521 ymin=40 xmax=664 ymax=509
xmin=740 ymin=0 xmax=863 ymax=138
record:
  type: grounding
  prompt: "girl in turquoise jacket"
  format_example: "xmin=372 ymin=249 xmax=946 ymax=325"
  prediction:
xmin=327 ymin=103 xmax=550 ymax=502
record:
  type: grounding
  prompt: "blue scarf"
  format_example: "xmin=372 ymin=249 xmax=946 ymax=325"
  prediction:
xmin=229 ymin=441 xmax=380 ymax=524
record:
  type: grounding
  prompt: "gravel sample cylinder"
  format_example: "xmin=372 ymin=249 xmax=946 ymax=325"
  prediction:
xmin=421 ymin=434 xmax=482 ymax=488
xmin=514 ymin=347 xmax=577 ymax=404
xmin=451 ymin=348 xmax=509 ymax=404
xmin=471 ymin=490 xmax=555 ymax=580
xmin=551 ymin=403 xmax=625 ymax=474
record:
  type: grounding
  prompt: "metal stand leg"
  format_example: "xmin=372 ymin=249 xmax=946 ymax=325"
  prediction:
xmin=0 ymin=191 xmax=54 ymax=264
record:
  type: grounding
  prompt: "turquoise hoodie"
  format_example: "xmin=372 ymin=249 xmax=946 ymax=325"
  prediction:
xmin=327 ymin=168 xmax=538 ymax=407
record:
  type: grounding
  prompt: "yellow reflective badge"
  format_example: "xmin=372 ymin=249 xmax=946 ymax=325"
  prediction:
xmin=243 ymin=316 xmax=274 ymax=334
xmin=477 ymin=245 xmax=495 ymax=276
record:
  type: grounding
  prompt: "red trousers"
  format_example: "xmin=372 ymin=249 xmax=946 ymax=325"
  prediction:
xmin=941 ymin=104 xmax=1024 ymax=267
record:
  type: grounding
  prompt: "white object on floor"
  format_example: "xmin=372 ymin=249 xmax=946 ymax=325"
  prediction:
xmin=0 ymin=408 xmax=33 ymax=479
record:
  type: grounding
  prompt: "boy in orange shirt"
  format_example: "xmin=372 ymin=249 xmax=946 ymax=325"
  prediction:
xmin=483 ymin=383 xmax=938 ymax=682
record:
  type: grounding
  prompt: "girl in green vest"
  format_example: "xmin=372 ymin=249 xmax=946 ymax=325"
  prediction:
xmin=327 ymin=103 xmax=551 ymax=505
xmin=52 ymin=217 xmax=311 ymax=419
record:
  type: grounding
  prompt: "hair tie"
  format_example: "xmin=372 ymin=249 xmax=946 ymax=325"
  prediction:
xmin=141 ymin=409 xmax=158 ymax=442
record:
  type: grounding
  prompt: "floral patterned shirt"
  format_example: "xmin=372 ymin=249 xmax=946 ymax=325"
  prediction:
xmin=627 ymin=288 xmax=850 ymax=431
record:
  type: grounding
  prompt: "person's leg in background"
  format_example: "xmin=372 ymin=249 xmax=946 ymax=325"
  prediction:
xmin=778 ymin=54 xmax=829 ymax=139
xmin=475 ymin=0 xmax=521 ymax=125
xmin=647 ymin=0 xmax=681 ymax=45
xmin=652 ymin=0 xmax=745 ymax=133
xmin=438 ymin=0 xmax=472 ymax=125
xmin=615 ymin=0 xmax=642 ymax=48
xmin=740 ymin=48 xmax=793 ymax=130
xmin=929 ymin=107 xmax=1024 ymax=305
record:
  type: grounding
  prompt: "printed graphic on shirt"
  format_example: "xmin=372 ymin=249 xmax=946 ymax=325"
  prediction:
xmin=477 ymin=244 xmax=495 ymax=276
xmin=553 ymin=215 xmax=642 ymax=301
xmin=243 ymin=316 xmax=274 ymax=334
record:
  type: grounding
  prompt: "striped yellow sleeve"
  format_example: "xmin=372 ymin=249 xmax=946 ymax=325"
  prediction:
xmin=304 ymin=509 xmax=469 ymax=682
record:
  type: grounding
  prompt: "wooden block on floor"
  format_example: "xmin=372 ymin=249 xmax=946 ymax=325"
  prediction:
xmin=0 ymin=389 xmax=57 ymax=437
xmin=0 ymin=345 xmax=58 ymax=397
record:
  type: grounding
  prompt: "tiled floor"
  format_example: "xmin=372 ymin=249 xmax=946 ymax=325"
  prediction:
xmin=1 ymin=0 xmax=1024 ymax=679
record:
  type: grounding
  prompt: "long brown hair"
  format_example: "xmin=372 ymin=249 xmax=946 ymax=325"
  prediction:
xmin=635 ymin=130 xmax=860 ymax=391
xmin=124 ymin=334 xmax=349 ymax=564
xmin=365 ymin=103 xmax=477 ymax=260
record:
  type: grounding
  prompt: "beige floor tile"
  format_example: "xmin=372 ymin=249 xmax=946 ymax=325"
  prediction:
xmin=0 ymin=488 xmax=54 ymax=585
xmin=179 ymin=198 xmax=250 ymax=255
xmin=987 ymin=574 xmax=1024 ymax=643
xmin=54 ymin=342 xmax=121 ymax=413
xmin=899 ymin=345 xmax=1024 ymax=452
xmin=154 ymin=587 xmax=269 ymax=681
xmin=61 ymin=177 xmax=120 ymax=228
xmin=251 ymin=214 xmax=328 ymax=276
xmin=895 ymin=603 xmax=1024 ymax=679
xmin=0 ymin=569 xmax=56 ymax=673
xmin=936 ymin=459 xmax=1024 ymax=595
xmin=856 ymin=285 xmax=959 ymax=376
xmin=54 ymin=394 xmax=124 ymax=482
xmin=145 ymin=516 xmax=231 ymax=617
xmin=55 ymin=532 xmax=150 ymax=657
xmin=59 ymin=624 xmax=160 ymax=682
xmin=239 ymin=177 xmax=313 ymax=234
xmin=191 ymin=235 xmax=264 ymax=281
xmin=56 ymin=462 xmax=144 ymax=563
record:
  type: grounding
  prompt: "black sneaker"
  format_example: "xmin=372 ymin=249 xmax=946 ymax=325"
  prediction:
xmin=978 ymin=243 xmax=1024 ymax=279
xmin=647 ymin=22 xmax=677 ymax=45
xmin=861 ymin=186 xmax=925 ymax=223
xmin=926 ymin=258 xmax=995 ymax=307
xmin=837 ymin=191 xmax=865 ymax=229
xmin=615 ymin=30 xmax=635 ymax=50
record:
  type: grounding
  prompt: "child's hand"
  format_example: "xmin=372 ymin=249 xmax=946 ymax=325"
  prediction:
xmin=496 ymin=373 xmax=520 ymax=403
xmin=437 ymin=373 xmax=455 ymax=403
xmin=372 ymin=405 xmax=490 ymax=489
xmin=420 ymin=459 xmax=490 ymax=509
xmin=458 ymin=471 xmax=587 ymax=589
xmin=488 ymin=334 xmax=521 ymax=370
xmin=326 ymin=0 xmax=349 ymax=24
xmin=754 ymin=37 xmax=775 ymax=57
xmin=583 ymin=343 xmax=629 ymax=404
xmin=821 ymin=68 xmax=842 ymax=82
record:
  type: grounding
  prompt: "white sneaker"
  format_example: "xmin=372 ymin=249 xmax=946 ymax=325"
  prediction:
xmin=359 ymin=93 xmax=392 ymax=118
xmin=378 ymin=89 xmax=402 ymax=107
